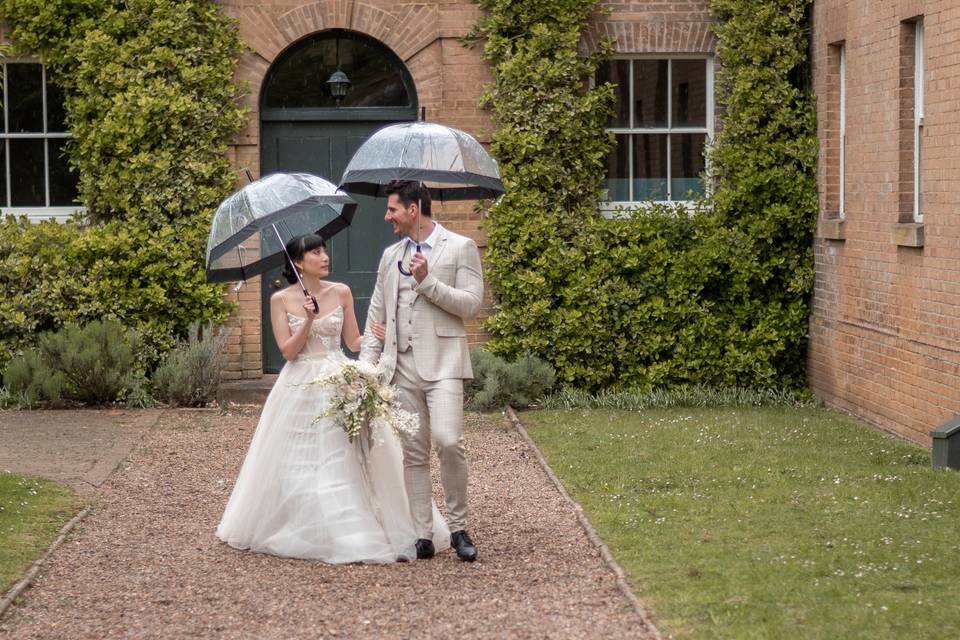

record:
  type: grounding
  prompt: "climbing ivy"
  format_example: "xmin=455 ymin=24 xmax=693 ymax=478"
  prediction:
xmin=0 ymin=0 xmax=245 ymax=368
xmin=472 ymin=0 xmax=817 ymax=391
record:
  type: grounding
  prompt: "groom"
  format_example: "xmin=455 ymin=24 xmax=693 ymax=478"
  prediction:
xmin=360 ymin=180 xmax=484 ymax=562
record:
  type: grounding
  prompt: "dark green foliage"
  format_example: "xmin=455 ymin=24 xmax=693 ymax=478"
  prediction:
xmin=3 ymin=320 xmax=140 ymax=406
xmin=469 ymin=0 xmax=616 ymax=389
xmin=466 ymin=348 xmax=556 ymax=410
xmin=704 ymin=0 xmax=818 ymax=388
xmin=0 ymin=0 xmax=245 ymax=372
xmin=2 ymin=0 xmax=247 ymax=225
xmin=0 ymin=215 xmax=233 ymax=371
xmin=151 ymin=323 xmax=227 ymax=407
xmin=471 ymin=0 xmax=816 ymax=391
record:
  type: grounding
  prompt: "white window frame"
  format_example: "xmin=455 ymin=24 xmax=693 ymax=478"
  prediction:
xmin=839 ymin=43 xmax=846 ymax=220
xmin=0 ymin=58 xmax=83 ymax=222
xmin=600 ymin=54 xmax=714 ymax=213
xmin=913 ymin=20 xmax=924 ymax=223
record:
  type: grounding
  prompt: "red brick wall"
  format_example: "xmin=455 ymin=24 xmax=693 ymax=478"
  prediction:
xmin=810 ymin=0 xmax=960 ymax=444
xmin=589 ymin=1 xmax=715 ymax=53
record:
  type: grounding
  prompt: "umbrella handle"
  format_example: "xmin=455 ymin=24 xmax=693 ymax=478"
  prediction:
xmin=398 ymin=244 xmax=421 ymax=276
xmin=304 ymin=290 xmax=319 ymax=313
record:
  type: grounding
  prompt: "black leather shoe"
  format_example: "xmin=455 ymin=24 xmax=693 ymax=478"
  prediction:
xmin=451 ymin=530 xmax=478 ymax=562
xmin=415 ymin=538 xmax=435 ymax=560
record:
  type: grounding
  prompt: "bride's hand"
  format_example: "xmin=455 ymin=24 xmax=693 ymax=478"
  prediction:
xmin=371 ymin=321 xmax=386 ymax=342
xmin=302 ymin=294 xmax=319 ymax=320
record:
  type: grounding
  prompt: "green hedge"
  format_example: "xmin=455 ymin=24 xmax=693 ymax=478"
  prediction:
xmin=472 ymin=0 xmax=816 ymax=391
xmin=0 ymin=215 xmax=232 ymax=367
xmin=0 ymin=0 xmax=245 ymax=371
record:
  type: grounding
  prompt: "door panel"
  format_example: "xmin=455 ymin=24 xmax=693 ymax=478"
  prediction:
xmin=260 ymin=121 xmax=402 ymax=373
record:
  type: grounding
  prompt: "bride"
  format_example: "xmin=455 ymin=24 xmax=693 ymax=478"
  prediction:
xmin=216 ymin=233 xmax=449 ymax=563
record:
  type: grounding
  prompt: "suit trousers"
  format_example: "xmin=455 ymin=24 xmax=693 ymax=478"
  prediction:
xmin=392 ymin=348 xmax=467 ymax=538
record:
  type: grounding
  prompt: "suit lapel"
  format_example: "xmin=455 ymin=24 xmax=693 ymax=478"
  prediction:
xmin=388 ymin=241 xmax=405 ymax=306
xmin=429 ymin=226 xmax=449 ymax=268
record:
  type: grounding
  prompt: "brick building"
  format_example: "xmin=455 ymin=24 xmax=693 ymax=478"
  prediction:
xmin=212 ymin=0 xmax=718 ymax=381
xmin=0 ymin=1 xmax=717 ymax=382
xmin=810 ymin=0 xmax=960 ymax=444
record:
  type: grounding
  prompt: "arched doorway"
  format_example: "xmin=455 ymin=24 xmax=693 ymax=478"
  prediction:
xmin=259 ymin=29 xmax=417 ymax=373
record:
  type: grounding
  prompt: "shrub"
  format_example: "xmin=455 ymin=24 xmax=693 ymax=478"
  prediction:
xmin=466 ymin=348 xmax=556 ymax=411
xmin=0 ymin=0 xmax=244 ymax=371
xmin=2 ymin=350 xmax=66 ymax=408
xmin=0 ymin=214 xmax=233 ymax=373
xmin=3 ymin=319 xmax=139 ymax=406
xmin=151 ymin=323 xmax=227 ymax=407
xmin=38 ymin=319 xmax=140 ymax=404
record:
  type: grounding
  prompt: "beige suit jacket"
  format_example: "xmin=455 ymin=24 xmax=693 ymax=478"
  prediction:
xmin=360 ymin=225 xmax=484 ymax=382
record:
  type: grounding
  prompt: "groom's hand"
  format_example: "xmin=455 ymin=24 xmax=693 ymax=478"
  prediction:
xmin=410 ymin=251 xmax=428 ymax=283
xmin=371 ymin=321 xmax=387 ymax=343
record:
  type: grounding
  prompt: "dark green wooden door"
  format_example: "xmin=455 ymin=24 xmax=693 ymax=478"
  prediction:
xmin=259 ymin=121 xmax=399 ymax=373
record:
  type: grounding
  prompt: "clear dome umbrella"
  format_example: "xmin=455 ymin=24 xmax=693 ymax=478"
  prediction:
xmin=339 ymin=116 xmax=504 ymax=274
xmin=205 ymin=172 xmax=357 ymax=310
xmin=340 ymin=120 xmax=504 ymax=201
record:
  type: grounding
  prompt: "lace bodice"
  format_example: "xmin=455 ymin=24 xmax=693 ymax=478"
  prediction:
xmin=287 ymin=306 xmax=344 ymax=361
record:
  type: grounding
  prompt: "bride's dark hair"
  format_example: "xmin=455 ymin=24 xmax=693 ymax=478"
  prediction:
xmin=282 ymin=234 xmax=326 ymax=284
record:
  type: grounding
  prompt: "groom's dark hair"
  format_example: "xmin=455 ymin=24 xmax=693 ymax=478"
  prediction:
xmin=385 ymin=180 xmax=432 ymax=218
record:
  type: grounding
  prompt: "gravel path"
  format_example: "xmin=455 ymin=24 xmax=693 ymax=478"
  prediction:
xmin=0 ymin=408 xmax=651 ymax=639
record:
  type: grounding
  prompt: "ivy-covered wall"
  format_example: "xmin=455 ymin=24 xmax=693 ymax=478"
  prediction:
xmin=473 ymin=0 xmax=817 ymax=391
xmin=0 ymin=0 xmax=246 ymax=368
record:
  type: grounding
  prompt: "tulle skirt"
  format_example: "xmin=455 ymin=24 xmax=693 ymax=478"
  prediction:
xmin=216 ymin=354 xmax=449 ymax=564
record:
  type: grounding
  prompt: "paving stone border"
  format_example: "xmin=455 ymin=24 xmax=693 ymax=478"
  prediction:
xmin=506 ymin=406 xmax=666 ymax=640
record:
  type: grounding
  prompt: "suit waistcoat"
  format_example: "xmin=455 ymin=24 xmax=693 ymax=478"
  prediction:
xmin=396 ymin=269 xmax=417 ymax=352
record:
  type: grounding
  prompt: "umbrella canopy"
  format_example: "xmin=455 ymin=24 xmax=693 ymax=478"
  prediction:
xmin=339 ymin=121 xmax=504 ymax=201
xmin=205 ymin=172 xmax=357 ymax=283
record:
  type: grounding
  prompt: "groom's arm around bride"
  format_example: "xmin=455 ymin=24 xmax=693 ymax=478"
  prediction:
xmin=359 ymin=180 xmax=483 ymax=562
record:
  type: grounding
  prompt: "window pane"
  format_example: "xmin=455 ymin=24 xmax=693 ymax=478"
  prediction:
xmin=605 ymin=133 xmax=630 ymax=201
xmin=634 ymin=134 xmax=668 ymax=200
xmin=633 ymin=60 xmax=668 ymax=128
xmin=7 ymin=63 xmax=44 ymax=133
xmin=672 ymin=60 xmax=707 ymax=127
xmin=48 ymin=138 xmax=78 ymax=206
xmin=263 ymin=33 xmax=411 ymax=109
xmin=671 ymin=133 xmax=707 ymax=200
xmin=10 ymin=139 xmax=45 ymax=206
xmin=598 ymin=60 xmax=630 ymax=128
xmin=46 ymin=75 xmax=69 ymax=133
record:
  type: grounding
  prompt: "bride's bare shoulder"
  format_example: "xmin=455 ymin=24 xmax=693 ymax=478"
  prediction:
xmin=270 ymin=286 xmax=298 ymax=307
xmin=322 ymin=281 xmax=353 ymax=298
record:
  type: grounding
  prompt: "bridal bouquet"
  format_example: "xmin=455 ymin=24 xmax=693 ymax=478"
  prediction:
xmin=309 ymin=361 xmax=419 ymax=445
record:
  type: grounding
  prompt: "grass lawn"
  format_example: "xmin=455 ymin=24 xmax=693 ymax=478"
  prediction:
xmin=0 ymin=472 xmax=81 ymax=593
xmin=521 ymin=407 xmax=960 ymax=639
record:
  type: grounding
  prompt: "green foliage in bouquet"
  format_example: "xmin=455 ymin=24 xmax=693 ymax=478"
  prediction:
xmin=152 ymin=322 xmax=228 ymax=407
xmin=470 ymin=0 xmax=816 ymax=392
xmin=310 ymin=362 xmax=420 ymax=445
xmin=466 ymin=348 xmax=556 ymax=411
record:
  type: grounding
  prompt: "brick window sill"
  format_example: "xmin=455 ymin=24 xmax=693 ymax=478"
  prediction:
xmin=894 ymin=222 xmax=924 ymax=247
xmin=818 ymin=217 xmax=845 ymax=240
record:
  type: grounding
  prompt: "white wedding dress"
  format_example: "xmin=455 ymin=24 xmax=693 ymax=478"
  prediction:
xmin=216 ymin=306 xmax=449 ymax=563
